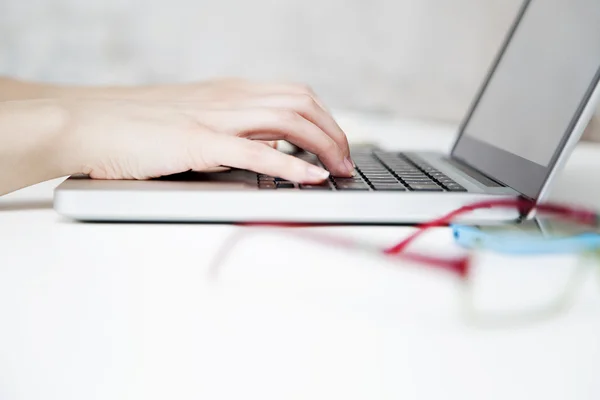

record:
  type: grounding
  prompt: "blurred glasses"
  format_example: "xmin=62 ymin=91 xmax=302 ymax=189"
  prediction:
xmin=209 ymin=199 xmax=600 ymax=328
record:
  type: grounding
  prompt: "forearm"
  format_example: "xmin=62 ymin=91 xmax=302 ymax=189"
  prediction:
xmin=0 ymin=77 xmax=62 ymax=101
xmin=0 ymin=76 xmax=153 ymax=102
xmin=0 ymin=100 xmax=72 ymax=195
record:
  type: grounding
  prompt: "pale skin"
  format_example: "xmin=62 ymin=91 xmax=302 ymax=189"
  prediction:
xmin=0 ymin=77 xmax=354 ymax=196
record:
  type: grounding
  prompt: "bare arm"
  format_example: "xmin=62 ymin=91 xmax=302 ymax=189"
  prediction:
xmin=0 ymin=76 xmax=144 ymax=101
xmin=0 ymin=77 xmax=353 ymax=196
xmin=0 ymin=77 xmax=57 ymax=101
xmin=0 ymin=99 xmax=70 ymax=194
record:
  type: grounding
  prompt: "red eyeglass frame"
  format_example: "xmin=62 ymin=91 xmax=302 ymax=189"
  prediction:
xmin=212 ymin=199 xmax=599 ymax=279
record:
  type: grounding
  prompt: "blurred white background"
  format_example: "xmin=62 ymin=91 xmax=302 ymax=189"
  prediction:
xmin=0 ymin=0 xmax=598 ymax=131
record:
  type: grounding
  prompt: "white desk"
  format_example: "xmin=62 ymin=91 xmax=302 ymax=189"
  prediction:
xmin=1 ymin=114 xmax=599 ymax=400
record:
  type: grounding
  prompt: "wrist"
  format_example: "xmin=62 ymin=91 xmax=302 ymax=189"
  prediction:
xmin=0 ymin=78 xmax=145 ymax=101
xmin=52 ymin=84 xmax=155 ymax=101
xmin=0 ymin=99 xmax=73 ymax=194
xmin=0 ymin=77 xmax=62 ymax=101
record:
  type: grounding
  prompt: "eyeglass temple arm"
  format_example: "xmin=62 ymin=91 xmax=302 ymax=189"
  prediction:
xmin=385 ymin=199 xmax=599 ymax=255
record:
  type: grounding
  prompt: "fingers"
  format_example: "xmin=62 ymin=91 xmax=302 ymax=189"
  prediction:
xmin=189 ymin=108 xmax=354 ymax=177
xmin=246 ymin=81 xmax=328 ymax=109
xmin=227 ymin=94 xmax=351 ymax=159
xmin=195 ymin=133 xmax=331 ymax=183
xmin=217 ymin=79 xmax=332 ymax=114
xmin=201 ymin=166 xmax=231 ymax=173
xmin=260 ymin=140 xmax=279 ymax=149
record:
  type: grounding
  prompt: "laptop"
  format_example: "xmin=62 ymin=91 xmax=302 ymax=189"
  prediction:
xmin=54 ymin=0 xmax=600 ymax=224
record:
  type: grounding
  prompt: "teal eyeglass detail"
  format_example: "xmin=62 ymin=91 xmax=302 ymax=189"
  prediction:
xmin=451 ymin=224 xmax=600 ymax=255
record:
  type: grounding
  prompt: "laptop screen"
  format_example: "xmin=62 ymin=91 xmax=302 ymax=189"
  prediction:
xmin=451 ymin=0 xmax=600 ymax=199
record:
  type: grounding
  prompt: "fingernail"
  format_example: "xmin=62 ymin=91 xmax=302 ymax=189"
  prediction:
xmin=307 ymin=165 xmax=330 ymax=180
xmin=343 ymin=157 xmax=355 ymax=175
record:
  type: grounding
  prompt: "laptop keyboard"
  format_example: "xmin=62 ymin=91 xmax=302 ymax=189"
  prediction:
xmin=257 ymin=149 xmax=467 ymax=192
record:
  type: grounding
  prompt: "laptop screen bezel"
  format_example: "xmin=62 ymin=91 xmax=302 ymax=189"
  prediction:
xmin=450 ymin=0 xmax=600 ymax=200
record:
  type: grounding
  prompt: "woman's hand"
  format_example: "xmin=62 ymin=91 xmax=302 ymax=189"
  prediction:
xmin=62 ymin=97 xmax=354 ymax=182
xmin=0 ymin=78 xmax=354 ymax=195
xmin=58 ymin=78 xmax=334 ymax=110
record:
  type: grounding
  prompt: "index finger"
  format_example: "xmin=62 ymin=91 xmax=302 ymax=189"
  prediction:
xmin=230 ymin=93 xmax=352 ymax=159
xmin=195 ymin=133 xmax=332 ymax=184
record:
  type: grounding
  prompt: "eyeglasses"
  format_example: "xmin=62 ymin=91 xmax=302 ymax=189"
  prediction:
xmin=208 ymin=199 xmax=600 ymax=328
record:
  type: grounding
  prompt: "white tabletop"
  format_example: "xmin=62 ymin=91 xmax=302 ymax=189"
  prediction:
xmin=1 ymin=113 xmax=599 ymax=400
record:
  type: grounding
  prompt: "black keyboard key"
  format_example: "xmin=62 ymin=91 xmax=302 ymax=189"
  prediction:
xmin=373 ymin=151 xmax=399 ymax=159
xmin=372 ymin=182 xmax=402 ymax=186
xmin=402 ymin=178 xmax=434 ymax=183
xmin=364 ymin=169 xmax=394 ymax=174
xmin=392 ymin=172 xmax=419 ymax=176
xmin=379 ymin=160 xmax=409 ymax=166
xmin=391 ymin=167 xmax=419 ymax=171
xmin=444 ymin=184 xmax=467 ymax=192
xmin=401 ymin=180 xmax=434 ymax=185
xmin=300 ymin=184 xmax=331 ymax=190
xmin=366 ymin=174 xmax=397 ymax=179
xmin=398 ymin=174 xmax=428 ymax=179
xmin=394 ymin=168 xmax=422 ymax=173
xmin=333 ymin=177 xmax=364 ymax=183
xmin=438 ymin=179 xmax=457 ymax=185
xmin=405 ymin=182 xmax=437 ymax=187
xmin=259 ymin=182 xmax=276 ymax=189
xmin=436 ymin=177 xmax=457 ymax=183
xmin=361 ymin=172 xmax=390 ymax=177
xmin=363 ymin=168 xmax=392 ymax=173
xmin=363 ymin=170 xmax=394 ymax=175
xmin=395 ymin=172 xmax=421 ymax=176
xmin=368 ymin=178 xmax=399 ymax=183
xmin=276 ymin=182 xmax=296 ymax=189
xmin=336 ymin=182 xmax=370 ymax=190
xmin=406 ymin=184 xmax=444 ymax=191
xmin=372 ymin=184 xmax=407 ymax=191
